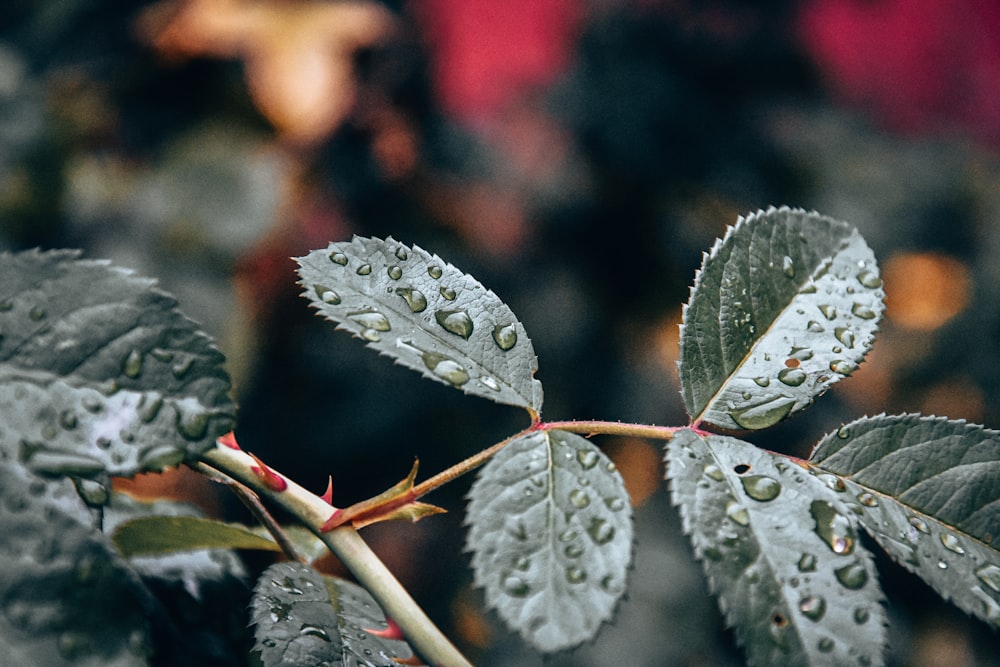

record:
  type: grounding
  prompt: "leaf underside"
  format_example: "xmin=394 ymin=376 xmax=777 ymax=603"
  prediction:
xmin=0 ymin=250 xmax=236 ymax=479
xmin=251 ymin=562 xmax=414 ymax=667
xmin=810 ymin=415 xmax=1000 ymax=629
xmin=465 ymin=429 xmax=633 ymax=653
xmin=112 ymin=514 xmax=280 ymax=558
xmin=667 ymin=429 xmax=886 ymax=667
xmin=679 ymin=207 xmax=885 ymax=431
xmin=296 ymin=236 xmax=543 ymax=414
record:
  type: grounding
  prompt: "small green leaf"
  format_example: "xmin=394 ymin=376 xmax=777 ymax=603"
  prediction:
xmin=112 ymin=515 xmax=281 ymax=557
xmin=810 ymin=415 xmax=1000 ymax=628
xmin=296 ymin=237 xmax=543 ymax=415
xmin=679 ymin=207 xmax=884 ymax=430
xmin=250 ymin=562 xmax=415 ymax=667
xmin=465 ymin=430 xmax=633 ymax=653
xmin=0 ymin=250 xmax=236 ymax=477
xmin=0 ymin=463 xmax=154 ymax=666
xmin=667 ymin=429 xmax=885 ymax=667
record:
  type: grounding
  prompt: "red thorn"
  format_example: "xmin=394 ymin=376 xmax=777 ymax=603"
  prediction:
xmin=321 ymin=475 xmax=334 ymax=505
xmin=248 ymin=452 xmax=287 ymax=491
xmin=218 ymin=431 xmax=240 ymax=449
xmin=392 ymin=655 xmax=425 ymax=666
xmin=320 ymin=508 xmax=344 ymax=532
xmin=366 ymin=617 xmax=405 ymax=640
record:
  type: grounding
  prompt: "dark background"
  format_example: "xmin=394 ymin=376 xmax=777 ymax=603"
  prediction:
xmin=2 ymin=0 xmax=999 ymax=664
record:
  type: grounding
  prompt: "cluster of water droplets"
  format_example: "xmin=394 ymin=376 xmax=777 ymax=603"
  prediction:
xmin=315 ymin=242 xmax=522 ymax=393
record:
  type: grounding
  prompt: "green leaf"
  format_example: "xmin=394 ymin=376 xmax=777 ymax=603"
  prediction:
xmin=810 ymin=415 xmax=1000 ymax=628
xmin=465 ymin=429 xmax=633 ymax=653
xmin=112 ymin=515 xmax=281 ymax=557
xmin=251 ymin=562 xmax=415 ymax=667
xmin=666 ymin=429 xmax=886 ymax=667
xmin=296 ymin=237 xmax=543 ymax=415
xmin=0 ymin=463 xmax=154 ymax=666
xmin=0 ymin=249 xmax=236 ymax=477
xmin=679 ymin=207 xmax=884 ymax=430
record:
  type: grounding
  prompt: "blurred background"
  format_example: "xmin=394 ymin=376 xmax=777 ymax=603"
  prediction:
xmin=2 ymin=0 xmax=999 ymax=664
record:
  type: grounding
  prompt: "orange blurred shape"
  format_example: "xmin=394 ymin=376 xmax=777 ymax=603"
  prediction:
xmin=140 ymin=0 xmax=395 ymax=146
xmin=603 ymin=437 xmax=663 ymax=509
xmin=919 ymin=376 xmax=984 ymax=423
xmin=112 ymin=465 xmax=221 ymax=516
xmin=882 ymin=251 xmax=971 ymax=330
xmin=451 ymin=594 xmax=493 ymax=649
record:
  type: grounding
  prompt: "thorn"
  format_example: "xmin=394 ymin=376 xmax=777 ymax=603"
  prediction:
xmin=321 ymin=475 xmax=334 ymax=505
xmin=248 ymin=452 xmax=287 ymax=491
xmin=218 ymin=431 xmax=240 ymax=449
xmin=320 ymin=508 xmax=344 ymax=532
xmin=366 ymin=616 xmax=405 ymax=640
xmin=393 ymin=656 xmax=425 ymax=666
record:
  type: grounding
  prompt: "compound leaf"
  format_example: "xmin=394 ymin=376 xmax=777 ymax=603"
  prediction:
xmin=0 ymin=463 xmax=154 ymax=666
xmin=0 ymin=250 xmax=236 ymax=477
xmin=810 ymin=415 xmax=1000 ymax=629
xmin=251 ymin=562 xmax=414 ymax=667
xmin=667 ymin=429 xmax=886 ymax=667
xmin=465 ymin=430 xmax=633 ymax=653
xmin=679 ymin=207 xmax=884 ymax=431
xmin=296 ymin=237 xmax=543 ymax=415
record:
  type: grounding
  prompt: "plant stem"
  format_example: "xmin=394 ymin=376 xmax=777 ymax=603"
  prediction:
xmin=538 ymin=419 xmax=681 ymax=441
xmin=200 ymin=444 xmax=473 ymax=667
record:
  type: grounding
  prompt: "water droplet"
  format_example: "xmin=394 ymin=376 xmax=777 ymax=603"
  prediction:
xmin=435 ymin=310 xmax=474 ymax=339
xmin=836 ymin=425 xmax=851 ymax=439
xmin=940 ymin=532 xmax=966 ymax=554
xmin=329 ymin=251 xmax=348 ymax=265
xmin=807 ymin=320 xmax=825 ymax=333
xmin=834 ymin=327 xmax=855 ymax=348
xmin=421 ymin=351 xmax=470 ymax=386
xmin=569 ymin=489 xmax=590 ymax=508
xmin=427 ymin=265 xmax=443 ymax=279
xmin=606 ymin=496 xmax=626 ymax=511
xmin=703 ymin=464 xmax=725 ymax=481
xmin=479 ymin=375 xmax=501 ymax=391
xmin=729 ymin=395 xmax=795 ymax=430
xmin=778 ymin=367 xmax=807 ymax=387
xmin=492 ymin=323 xmax=518 ymax=351
xmin=819 ymin=304 xmax=837 ymax=320
xmin=360 ymin=328 xmax=379 ymax=342
xmin=439 ymin=286 xmax=456 ymax=300
xmin=851 ymin=303 xmax=877 ymax=319
xmin=312 ymin=285 xmax=339 ymax=305
xmin=122 ymin=349 xmax=143 ymax=379
xmin=854 ymin=607 xmax=870 ymax=624
xmin=59 ymin=410 xmax=78 ymax=430
xmin=587 ymin=517 xmax=615 ymax=544
xmin=782 ymin=255 xmax=795 ymax=278
xmin=514 ymin=555 xmax=530 ymax=570
xmin=171 ymin=355 xmax=195 ymax=379
xmin=503 ymin=575 xmax=530 ymax=597
xmin=576 ymin=449 xmax=598 ymax=469
xmin=387 ymin=265 xmax=403 ymax=280
xmin=396 ymin=287 xmax=427 ymax=312
xmin=29 ymin=306 xmax=46 ymax=321
xmin=817 ymin=637 xmax=835 ymax=653
xmin=753 ymin=376 xmax=770 ymax=387
xmin=348 ymin=310 xmax=391 ymax=332
xmin=799 ymin=595 xmax=826 ymax=621
xmin=140 ymin=444 xmax=185 ymax=470
xmin=564 ymin=543 xmax=583 ymax=558
xmin=856 ymin=270 xmax=882 ymax=289
xmin=908 ymin=516 xmax=930 ymax=534
xmin=834 ymin=560 xmax=868 ymax=589
xmin=975 ymin=564 xmax=1000 ymax=592
xmin=395 ymin=246 xmax=409 ymax=261
xmin=356 ymin=264 xmax=372 ymax=275
xmin=810 ymin=500 xmax=856 ymax=554
xmin=741 ymin=475 xmax=782 ymax=501
xmin=271 ymin=576 xmax=304 ymax=595
xmin=176 ymin=405 xmax=210 ymax=440
xmin=73 ymin=478 xmax=110 ymax=507
xmin=829 ymin=359 xmax=857 ymax=375
xmin=817 ymin=473 xmax=847 ymax=492
xmin=798 ymin=553 xmax=817 ymax=572
xmin=27 ymin=451 xmax=105 ymax=477
xmin=559 ymin=529 xmax=578 ymax=542
xmin=856 ymin=492 xmax=878 ymax=507
xmin=801 ymin=283 xmax=818 ymax=294
xmin=726 ymin=500 xmax=750 ymax=526
xmin=299 ymin=624 xmax=331 ymax=641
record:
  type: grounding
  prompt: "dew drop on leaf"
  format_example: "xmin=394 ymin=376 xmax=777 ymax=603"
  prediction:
xmin=810 ymin=500 xmax=856 ymax=555
xmin=420 ymin=351 xmax=470 ymax=386
xmin=753 ymin=376 xmax=770 ymax=387
xmin=729 ymin=395 xmax=795 ymax=430
xmin=492 ymin=323 xmax=518 ymax=351
xmin=576 ymin=449 xmax=598 ymax=470
xmin=856 ymin=492 xmax=878 ymax=507
xmin=348 ymin=310 xmax=391 ymax=332
xmin=807 ymin=320 xmax=825 ymax=333
xmin=435 ymin=310 xmax=474 ymax=339
xmin=395 ymin=246 xmax=409 ymax=261
xmin=587 ymin=517 xmax=616 ymax=544
xmin=565 ymin=567 xmax=587 ymax=584
xmin=439 ymin=286 xmax=456 ymax=300
xmin=329 ymin=252 xmax=348 ymax=265
xmin=853 ymin=607 xmax=870 ymax=624
xmin=271 ymin=577 xmax=304 ymax=595
xmin=479 ymin=375 xmax=501 ymax=391
xmin=427 ymin=265 xmax=443 ymax=279
xmin=514 ymin=556 xmax=530 ymax=571
xmin=356 ymin=264 xmax=372 ymax=275
xmin=834 ymin=327 xmax=855 ymax=348
xmin=798 ymin=553 xmax=817 ymax=572
xmin=834 ymin=560 xmax=869 ymax=589
xmin=176 ymin=406 xmax=210 ymax=441
xmin=568 ymin=489 xmax=590 ymax=508
xmin=503 ymin=575 xmax=530 ymax=597
xmin=314 ymin=285 xmax=341 ymax=305
xmin=777 ymin=367 xmax=807 ymax=387
xmin=940 ymin=532 xmax=966 ymax=554
xmin=725 ymin=500 xmax=751 ymax=526
xmin=703 ymin=464 xmax=725 ymax=481
xmin=299 ymin=624 xmax=332 ymax=641
xmin=856 ymin=271 xmax=882 ymax=289
xmin=387 ymin=265 xmax=403 ymax=280
xmin=818 ymin=304 xmax=837 ymax=320
xmin=975 ymin=564 xmax=1000 ymax=593
xmin=851 ymin=303 xmax=877 ymax=319
xmin=817 ymin=637 xmax=835 ymax=653
xmin=29 ymin=306 xmax=46 ymax=321
xmin=798 ymin=595 xmax=826 ymax=621
xmin=740 ymin=475 xmax=782 ymax=501
xmin=829 ymin=359 xmax=857 ymax=375
xmin=908 ymin=516 xmax=930 ymax=534
xmin=816 ymin=473 xmax=847 ymax=492
xmin=396 ymin=287 xmax=427 ymax=313
xmin=782 ymin=255 xmax=795 ymax=278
